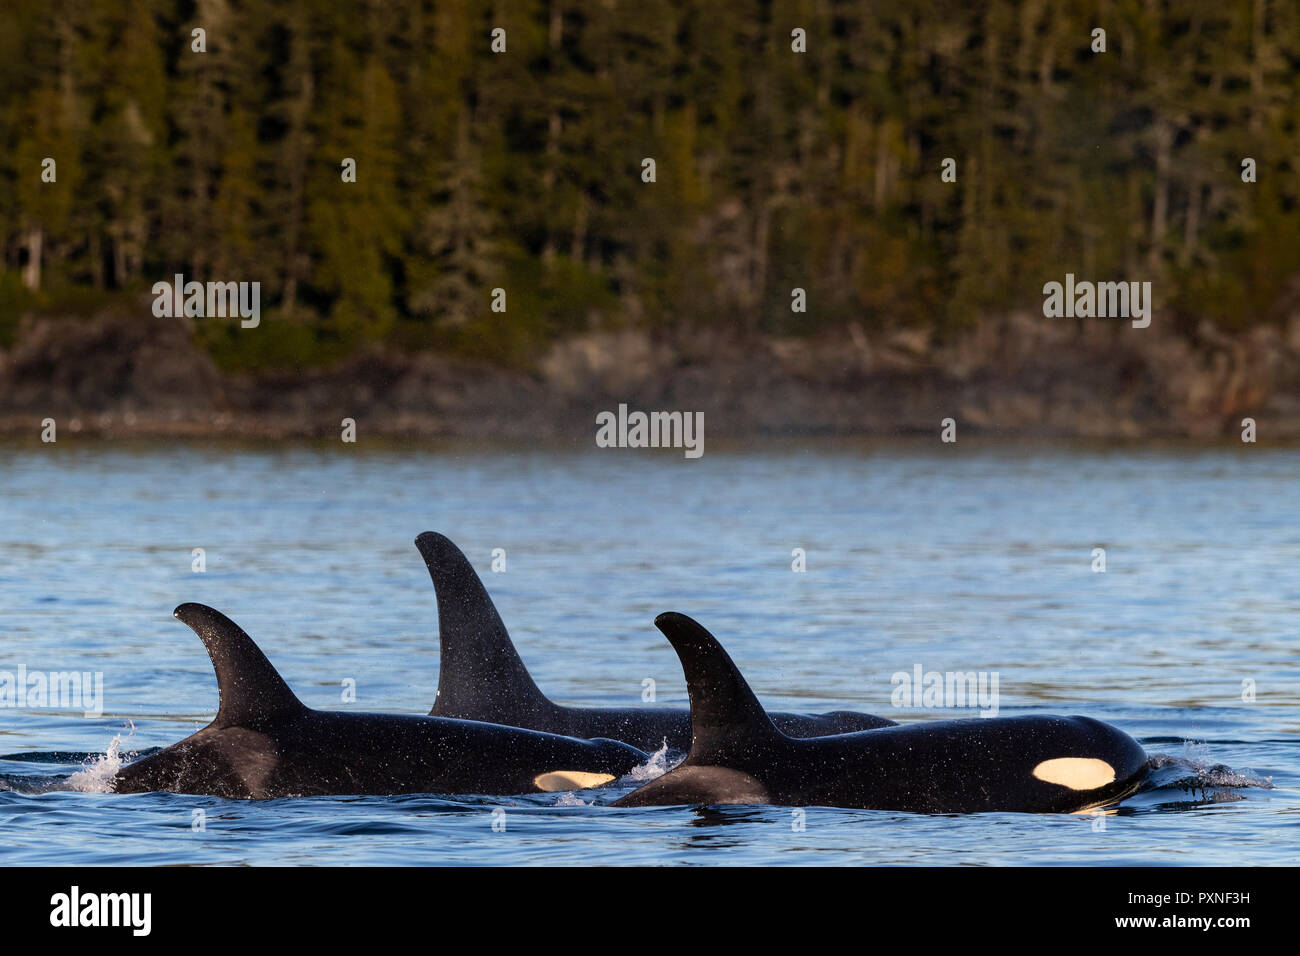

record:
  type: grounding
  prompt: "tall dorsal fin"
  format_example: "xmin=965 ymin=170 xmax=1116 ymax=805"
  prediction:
xmin=653 ymin=612 xmax=782 ymax=762
xmin=414 ymin=532 xmax=554 ymax=725
xmin=173 ymin=603 xmax=306 ymax=728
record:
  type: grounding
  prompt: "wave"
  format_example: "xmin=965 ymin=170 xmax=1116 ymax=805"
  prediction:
xmin=1143 ymin=743 xmax=1274 ymax=796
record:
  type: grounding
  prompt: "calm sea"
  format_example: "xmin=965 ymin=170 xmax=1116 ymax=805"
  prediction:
xmin=1 ymin=440 xmax=1295 ymax=864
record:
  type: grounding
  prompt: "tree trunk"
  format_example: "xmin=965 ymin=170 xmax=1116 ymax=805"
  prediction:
xmin=1250 ymin=0 xmax=1265 ymax=136
xmin=541 ymin=3 xmax=562 ymax=266
xmin=1149 ymin=119 xmax=1171 ymax=269
xmin=1182 ymin=180 xmax=1202 ymax=266
xmin=22 ymin=225 xmax=42 ymax=291
xmin=282 ymin=18 xmax=314 ymax=315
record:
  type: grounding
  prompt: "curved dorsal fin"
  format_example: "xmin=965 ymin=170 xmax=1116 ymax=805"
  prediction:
xmin=414 ymin=532 xmax=554 ymax=725
xmin=653 ymin=612 xmax=781 ymax=762
xmin=173 ymin=603 xmax=306 ymax=728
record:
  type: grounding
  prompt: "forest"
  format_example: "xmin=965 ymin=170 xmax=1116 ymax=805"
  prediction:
xmin=1 ymin=0 xmax=1298 ymax=372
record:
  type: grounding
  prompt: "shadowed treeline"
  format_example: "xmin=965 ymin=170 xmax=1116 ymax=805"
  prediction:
xmin=1 ymin=0 xmax=1298 ymax=373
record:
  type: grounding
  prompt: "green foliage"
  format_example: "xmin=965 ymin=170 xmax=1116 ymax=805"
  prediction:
xmin=196 ymin=309 xmax=353 ymax=373
xmin=1 ymin=0 xmax=1298 ymax=367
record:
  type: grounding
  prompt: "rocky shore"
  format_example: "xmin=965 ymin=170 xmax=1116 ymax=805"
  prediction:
xmin=3 ymin=309 xmax=1300 ymax=441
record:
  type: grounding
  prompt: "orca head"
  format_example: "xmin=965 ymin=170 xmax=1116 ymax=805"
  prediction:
xmin=1026 ymin=716 xmax=1150 ymax=809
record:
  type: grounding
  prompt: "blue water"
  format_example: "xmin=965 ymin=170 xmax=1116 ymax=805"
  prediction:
xmin=1 ymin=441 xmax=1295 ymax=865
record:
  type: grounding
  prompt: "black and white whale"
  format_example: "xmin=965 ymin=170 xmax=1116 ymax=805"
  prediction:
xmin=614 ymin=613 xmax=1150 ymax=813
xmin=112 ymin=603 xmax=648 ymax=799
xmin=416 ymin=531 xmax=895 ymax=752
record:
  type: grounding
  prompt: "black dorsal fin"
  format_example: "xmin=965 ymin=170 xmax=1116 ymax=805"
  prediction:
xmin=414 ymin=532 xmax=554 ymax=725
xmin=653 ymin=612 xmax=782 ymax=762
xmin=173 ymin=603 xmax=306 ymax=728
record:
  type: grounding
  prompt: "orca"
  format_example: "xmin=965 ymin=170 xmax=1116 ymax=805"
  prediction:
xmin=112 ymin=603 xmax=647 ymax=799
xmin=416 ymin=531 xmax=895 ymax=752
xmin=613 ymin=613 xmax=1150 ymax=813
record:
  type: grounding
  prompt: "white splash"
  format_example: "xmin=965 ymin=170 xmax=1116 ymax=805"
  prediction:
xmin=553 ymin=791 xmax=592 ymax=807
xmin=66 ymin=722 xmax=135 ymax=793
xmin=619 ymin=739 xmax=681 ymax=784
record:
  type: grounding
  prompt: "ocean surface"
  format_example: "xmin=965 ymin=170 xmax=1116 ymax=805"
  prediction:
xmin=0 ymin=439 xmax=1295 ymax=865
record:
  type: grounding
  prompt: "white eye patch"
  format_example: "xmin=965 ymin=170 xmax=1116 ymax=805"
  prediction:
xmin=533 ymin=771 xmax=617 ymax=793
xmin=1031 ymin=757 xmax=1116 ymax=791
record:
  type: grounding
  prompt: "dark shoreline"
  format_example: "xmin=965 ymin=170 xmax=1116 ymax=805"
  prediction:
xmin=3 ymin=309 xmax=1300 ymax=441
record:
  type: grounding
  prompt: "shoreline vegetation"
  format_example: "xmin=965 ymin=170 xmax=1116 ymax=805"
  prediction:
xmin=3 ymin=306 xmax=1299 ymax=441
xmin=3 ymin=4 xmax=1299 ymax=441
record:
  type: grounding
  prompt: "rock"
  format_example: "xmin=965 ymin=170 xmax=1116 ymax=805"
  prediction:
xmin=4 ymin=302 xmax=1300 ymax=440
xmin=538 ymin=329 xmax=674 ymax=399
xmin=3 ymin=310 xmax=224 ymax=416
